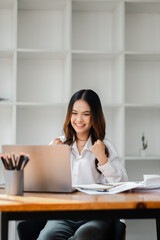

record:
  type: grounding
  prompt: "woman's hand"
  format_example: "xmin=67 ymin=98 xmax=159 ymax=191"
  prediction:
xmin=51 ymin=138 xmax=63 ymax=145
xmin=92 ymin=139 xmax=108 ymax=166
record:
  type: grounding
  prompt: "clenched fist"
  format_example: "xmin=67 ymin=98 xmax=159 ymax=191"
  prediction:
xmin=92 ymin=139 xmax=108 ymax=166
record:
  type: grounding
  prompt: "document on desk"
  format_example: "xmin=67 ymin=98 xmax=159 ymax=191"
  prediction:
xmin=73 ymin=182 xmax=143 ymax=195
xmin=73 ymin=175 xmax=160 ymax=194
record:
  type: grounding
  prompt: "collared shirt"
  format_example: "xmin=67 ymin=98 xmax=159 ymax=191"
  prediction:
xmin=58 ymin=136 xmax=128 ymax=185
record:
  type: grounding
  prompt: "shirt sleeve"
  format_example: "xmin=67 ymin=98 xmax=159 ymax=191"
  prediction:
xmin=59 ymin=136 xmax=66 ymax=142
xmin=49 ymin=136 xmax=66 ymax=145
xmin=97 ymin=139 xmax=128 ymax=183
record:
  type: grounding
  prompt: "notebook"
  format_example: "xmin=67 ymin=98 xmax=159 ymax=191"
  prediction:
xmin=2 ymin=144 xmax=75 ymax=193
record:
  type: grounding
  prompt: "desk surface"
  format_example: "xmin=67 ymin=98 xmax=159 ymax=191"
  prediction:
xmin=1 ymin=189 xmax=160 ymax=212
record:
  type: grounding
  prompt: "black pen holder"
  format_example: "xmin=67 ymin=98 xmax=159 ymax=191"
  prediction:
xmin=5 ymin=170 xmax=23 ymax=196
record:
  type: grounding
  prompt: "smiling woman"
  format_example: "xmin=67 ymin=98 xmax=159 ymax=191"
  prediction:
xmin=17 ymin=89 xmax=128 ymax=240
xmin=62 ymin=90 xmax=110 ymax=166
xmin=63 ymin=89 xmax=106 ymax=145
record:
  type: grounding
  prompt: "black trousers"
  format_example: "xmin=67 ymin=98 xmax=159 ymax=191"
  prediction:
xmin=17 ymin=219 xmax=115 ymax=240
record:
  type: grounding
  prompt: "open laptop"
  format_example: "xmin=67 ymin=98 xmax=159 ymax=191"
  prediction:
xmin=2 ymin=144 xmax=75 ymax=193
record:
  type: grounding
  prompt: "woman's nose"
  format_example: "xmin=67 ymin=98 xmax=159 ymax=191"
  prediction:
xmin=77 ymin=114 xmax=83 ymax=121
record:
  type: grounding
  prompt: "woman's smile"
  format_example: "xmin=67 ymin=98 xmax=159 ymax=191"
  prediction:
xmin=75 ymin=123 xmax=85 ymax=128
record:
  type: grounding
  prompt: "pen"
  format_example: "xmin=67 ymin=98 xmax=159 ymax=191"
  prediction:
xmin=0 ymin=154 xmax=9 ymax=169
xmin=16 ymin=154 xmax=25 ymax=170
xmin=21 ymin=155 xmax=29 ymax=170
xmin=80 ymin=187 xmax=109 ymax=192
xmin=12 ymin=153 xmax=17 ymax=169
xmin=96 ymin=189 xmax=109 ymax=192
xmin=6 ymin=155 xmax=14 ymax=170
xmin=97 ymin=182 xmax=114 ymax=186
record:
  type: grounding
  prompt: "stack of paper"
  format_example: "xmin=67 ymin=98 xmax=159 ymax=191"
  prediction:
xmin=133 ymin=175 xmax=160 ymax=193
xmin=73 ymin=175 xmax=160 ymax=194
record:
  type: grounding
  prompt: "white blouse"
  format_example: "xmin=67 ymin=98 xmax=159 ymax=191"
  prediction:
xmin=57 ymin=136 xmax=128 ymax=185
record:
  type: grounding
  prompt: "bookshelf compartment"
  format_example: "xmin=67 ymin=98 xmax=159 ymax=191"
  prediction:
xmin=125 ymin=108 xmax=160 ymax=157
xmin=0 ymin=8 xmax=13 ymax=49
xmin=17 ymin=52 xmax=70 ymax=103
xmin=16 ymin=106 xmax=66 ymax=145
xmin=125 ymin=54 xmax=160 ymax=105
xmin=18 ymin=0 xmax=70 ymax=50
xmin=72 ymin=2 xmax=123 ymax=51
xmin=126 ymin=160 xmax=160 ymax=182
xmin=125 ymin=3 xmax=160 ymax=52
xmin=72 ymin=54 xmax=123 ymax=105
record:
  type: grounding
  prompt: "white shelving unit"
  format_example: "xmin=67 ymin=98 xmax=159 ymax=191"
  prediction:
xmin=125 ymin=3 xmax=160 ymax=172
xmin=0 ymin=0 xmax=160 ymax=184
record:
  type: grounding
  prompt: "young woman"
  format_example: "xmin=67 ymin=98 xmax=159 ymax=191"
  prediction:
xmin=17 ymin=89 xmax=128 ymax=240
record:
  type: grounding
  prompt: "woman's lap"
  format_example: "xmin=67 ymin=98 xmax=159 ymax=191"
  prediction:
xmin=17 ymin=219 xmax=114 ymax=240
xmin=68 ymin=220 xmax=114 ymax=240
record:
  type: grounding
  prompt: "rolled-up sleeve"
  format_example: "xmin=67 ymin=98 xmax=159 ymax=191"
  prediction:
xmin=97 ymin=139 xmax=128 ymax=183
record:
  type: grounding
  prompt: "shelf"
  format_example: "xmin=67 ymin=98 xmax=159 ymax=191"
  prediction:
xmin=72 ymin=1 xmax=123 ymax=51
xmin=125 ymin=0 xmax=160 ymax=2
xmin=125 ymin=156 xmax=160 ymax=161
xmin=125 ymin=52 xmax=160 ymax=61
xmin=126 ymin=2 xmax=160 ymax=13
xmin=0 ymin=101 xmax=13 ymax=107
xmin=17 ymin=49 xmax=69 ymax=59
xmin=16 ymin=102 xmax=68 ymax=108
xmin=72 ymin=51 xmax=122 ymax=60
xmin=125 ymin=104 xmax=160 ymax=109
xmin=72 ymin=1 xmax=121 ymax=12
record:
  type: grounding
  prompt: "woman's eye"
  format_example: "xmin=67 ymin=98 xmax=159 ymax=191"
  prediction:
xmin=84 ymin=114 xmax=90 ymax=116
xmin=72 ymin=112 xmax=77 ymax=115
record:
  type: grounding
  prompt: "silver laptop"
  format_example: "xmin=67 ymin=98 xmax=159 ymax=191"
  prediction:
xmin=2 ymin=144 xmax=74 ymax=193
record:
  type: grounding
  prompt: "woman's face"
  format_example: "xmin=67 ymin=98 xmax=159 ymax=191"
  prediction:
xmin=71 ymin=100 xmax=92 ymax=139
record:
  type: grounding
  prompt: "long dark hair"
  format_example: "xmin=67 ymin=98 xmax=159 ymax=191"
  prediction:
xmin=63 ymin=89 xmax=109 ymax=169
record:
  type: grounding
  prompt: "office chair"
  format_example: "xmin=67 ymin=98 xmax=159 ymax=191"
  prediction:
xmin=112 ymin=220 xmax=126 ymax=240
